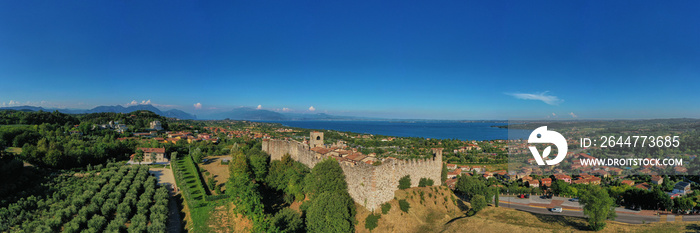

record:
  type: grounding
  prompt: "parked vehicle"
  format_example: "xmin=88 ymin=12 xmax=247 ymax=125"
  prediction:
xmin=550 ymin=207 xmax=563 ymax=213
xmin=569 ymin=198 xmax=579 ymax=202
xmin=519 ymin=194 xmax=526 ymax=198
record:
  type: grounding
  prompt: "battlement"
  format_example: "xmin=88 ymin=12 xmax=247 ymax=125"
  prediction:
xmin=262 ymin=138 xmax=442 ymax=211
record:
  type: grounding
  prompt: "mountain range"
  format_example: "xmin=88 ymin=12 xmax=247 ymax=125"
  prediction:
xmin=0 ymin=105 xmax=197 ymax=120
xmin=0 ymin=105 xmax=366 ymax=121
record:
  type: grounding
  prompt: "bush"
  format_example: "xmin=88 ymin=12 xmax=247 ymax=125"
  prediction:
xmin=365 ymin=213 xmax=381 ymax=231
xmin=398 ymin=175 xmax=411 ymax=190
xmin=398 ymin=199 xmax=410 ymax=213
xmin=381 ymin=203 xmax=391 ymax=214
xmin=418 ymin=178 xmax=434 ymax=187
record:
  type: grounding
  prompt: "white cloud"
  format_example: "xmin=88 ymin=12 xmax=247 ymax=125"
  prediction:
xmin=9 ymin=100 xmax=17 ymax=106
xmin=506 ymin=91 xmax=563 ymax=105
xmin=141 ymin=100 xmax=151 ymax=105
xmin=570 ymin=112 xmax=578 ymax=118
xmin=308 ymin=106 xmax=316 ymax=111
xmin=256 ymin=105 xmax=262 ymax=110
xmin=282 ymin=107 xmax=290 ymax=112
xmin=194 ymin=103 xmax=202 ymax=109
xmin=552 ymin=113 xmax=556 ymax=116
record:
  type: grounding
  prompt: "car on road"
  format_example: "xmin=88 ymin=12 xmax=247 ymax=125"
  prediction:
xmin=550 ymin=207 xmax=563 ymax=213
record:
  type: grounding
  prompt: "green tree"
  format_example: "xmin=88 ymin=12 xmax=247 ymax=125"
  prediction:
xmin=494 ymin=188 xmax=499 ymax=207
xmin=579 ymin=186 xmax=616 ymax=231
xmin=381 ymin=203 xmax=391 ymax=214
xmin=455 ymin=175 xmax=493 ymax=202
xmin=134 ymin=149 xmax=144 ymax=164
xmin=674 ymin=197 xmax=695 ymax=213
xmin=398 ymin=199 xmax=410 ymax=213
xmin=248 ymin=148 xmax=270 ymax=181
xmin=271 ymin=208 xmax=304 ymax=233
xmin=398 ymin=175 xmax=411 ymax=190
xmin=441 ymin=163 xmax=448 ymax=183
xmin=365 ymin=213 xmax=381 ymax=232
xmin=418 ymin=178 xmax=434 ymax=187
xmin=306 ymin=191 xmax=354 ymax=233
xmin=470 ymin=194 xmax=487 ymax=214
xmin=304 ymin=157 xmax=348 ymax=198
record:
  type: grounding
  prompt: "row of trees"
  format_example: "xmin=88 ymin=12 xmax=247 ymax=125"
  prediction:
xmin=0 ymin=164 xmax=169 ymax=232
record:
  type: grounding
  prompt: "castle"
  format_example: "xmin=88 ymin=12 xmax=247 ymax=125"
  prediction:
xmin=262 ymin=132 xmax=442 ymax=211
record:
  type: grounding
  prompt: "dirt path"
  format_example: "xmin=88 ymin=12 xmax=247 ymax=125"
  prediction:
xmin=149 ymin=166 xmax=182 ymax=233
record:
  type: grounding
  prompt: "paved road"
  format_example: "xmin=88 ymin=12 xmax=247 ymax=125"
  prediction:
xmin=500 ymin=195 xmax=660 ymax=224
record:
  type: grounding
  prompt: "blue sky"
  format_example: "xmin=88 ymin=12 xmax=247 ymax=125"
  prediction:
xmin=1 ymin=1 xmax=698 ymax=119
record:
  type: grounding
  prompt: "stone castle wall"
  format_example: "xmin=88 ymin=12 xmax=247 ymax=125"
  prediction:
xmin=262 ymin=139 xmax=442 ymax=211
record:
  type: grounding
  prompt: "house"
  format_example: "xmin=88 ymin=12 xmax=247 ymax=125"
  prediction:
xmin=541 ymin=178 xmax=552 ymax=187
xmin=115 ymin=124 xmax=128 ymax=133
xmin=131 ymin=148 xmax=168 ymax=164
xmin=447 ymin=169 xmax=462 ymax=179
xmin=150 ymin=121 xmax=163 ymax=131
xmin=591 ymin=170 xmax=609 ymax=178
xmin=553 ymin=174 xmax=572 ymax=184
xmin=588 ymin=177 xmax=602 ymax=185
xmin=651 ymin=175 xmax=664 ymax=185
xmin=445 ymin=178 xmax=458 ymax=190
xmin=621 ymin=180 xmax=635 ymax=186
xmin=673 ymin=182 xmax=691 ymax=195
xmin=447 ymin=164 xmax=458 ymax=170
xmin=634 ymin=182 xmax=651 ymax=190
xmin=675 ymin=166 xmax=689 ymax=174
xmin=529 ymin=179 xmax=540 ymax=188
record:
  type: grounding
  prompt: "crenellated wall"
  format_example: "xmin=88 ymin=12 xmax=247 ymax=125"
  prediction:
xmin=262 ymin=139 xmax=442 ymax=211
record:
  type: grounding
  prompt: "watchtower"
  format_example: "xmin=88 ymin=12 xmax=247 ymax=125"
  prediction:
xmin=310 ymin=131 xmax=324 ymax=148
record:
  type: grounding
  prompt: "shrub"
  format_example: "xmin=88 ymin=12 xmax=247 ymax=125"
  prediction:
xmin=381 ymin=203 xmax=391 ymax=214
xmin=399 ymin=199 xmax=410 ymax=213
xmin=365 ymin=213 xmax=381 ymax=231
xmin=418 ymin=178 xmax=434 ymax=187
xmin=398 ymin=175 xmax=411 ymax=190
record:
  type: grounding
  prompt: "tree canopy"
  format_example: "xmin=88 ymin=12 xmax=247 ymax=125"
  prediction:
xmin=579 ymin=186 xmax=616 ymax=231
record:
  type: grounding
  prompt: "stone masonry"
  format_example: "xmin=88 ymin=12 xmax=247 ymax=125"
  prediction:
xmin=262 ymin=137 xmax=442 ymax=211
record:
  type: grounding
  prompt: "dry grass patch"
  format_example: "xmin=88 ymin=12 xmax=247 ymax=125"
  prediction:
xmin=354 ymin=186 xmax=465 ymax=233
xmin=443 ymin=206 xmax=699 ymax=233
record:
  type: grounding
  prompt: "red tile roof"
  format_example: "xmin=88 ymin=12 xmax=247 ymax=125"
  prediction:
xmin=137 ymin=148 xmax=165 ymax=153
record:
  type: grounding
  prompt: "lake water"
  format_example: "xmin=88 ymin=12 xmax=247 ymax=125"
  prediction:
xmin=266 ymin=121 xmax=530 ymax=141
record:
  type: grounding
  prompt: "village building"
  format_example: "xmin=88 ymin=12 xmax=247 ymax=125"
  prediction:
xmin=130 ymin=147 xmax=168 ymax=164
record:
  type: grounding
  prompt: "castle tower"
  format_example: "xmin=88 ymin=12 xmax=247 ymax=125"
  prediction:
xmin=431 ymin=148 xmax=443 ymax=162
xmin=310 ymin=131 xmax=324 ymax=148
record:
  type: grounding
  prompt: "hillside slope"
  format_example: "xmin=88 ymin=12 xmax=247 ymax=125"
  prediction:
xmin=354 ymin=186 xmax=467 ymax=233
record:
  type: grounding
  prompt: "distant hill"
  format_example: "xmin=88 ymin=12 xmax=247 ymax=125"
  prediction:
xmin=207 ymin=107 xmax=287 ymax=120
xmin=0 ymin=104 xmax=197 ymax=120
xmin=203 ymin=108 xmax=371 ymax=121
xmin=0 ymin=105 xmax=372 ymax=121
